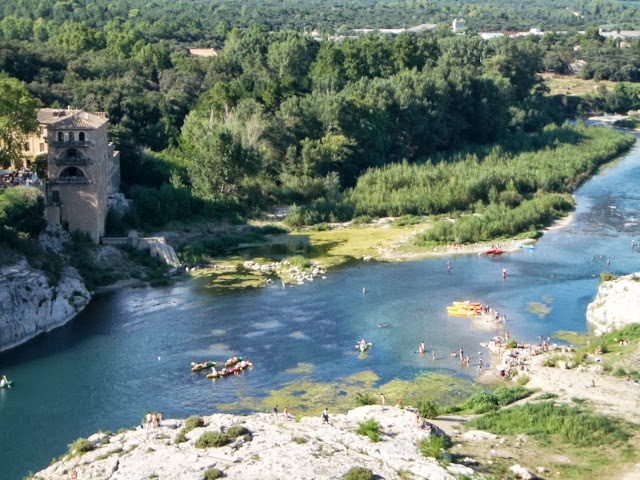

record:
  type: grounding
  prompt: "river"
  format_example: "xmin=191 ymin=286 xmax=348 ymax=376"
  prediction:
xmin=1 ymin=137 xmax=640 ymax=480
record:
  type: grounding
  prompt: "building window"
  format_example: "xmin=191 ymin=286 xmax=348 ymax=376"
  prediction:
xmin=79 ymin=132 xmax=85 ymax=141
xmin=39 ymin=126 xmax=45 ymax=137
xmin=23 ymin=142 xmax=29 ymax=151
xmin=68 ymin=131 xmax=74 ymax=141
xmin=58 ymin=132 xmax=64 ymax=142
xmin=59 ymin=166 xmax=86 ymax=180
xmin=52 ymin=190 xmax=60 ymax=203
xmin=39 ymin=143 xmax=45 ymax=152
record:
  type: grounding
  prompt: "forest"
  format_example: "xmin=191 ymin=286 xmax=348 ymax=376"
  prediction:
xmin=0 ymin=0 xmax=640 ymax=246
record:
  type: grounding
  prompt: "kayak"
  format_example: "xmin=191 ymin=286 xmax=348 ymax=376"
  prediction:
xmin=518 ymin=244 xmax=536 ymax=250
xmin=224 ymin=355 xmax=243 ymax=367
xmin=447 ymin=301 xmax=482 ymax=316
xmin=206 ymin=361 xmax=253 ymax=379
xmin=0 ymin=380 xmax=14 ymax=389
xmin=191 ymin=361 xmax=216 ymax=372
xmin=485 ymin=248 xmax=503 ymax=255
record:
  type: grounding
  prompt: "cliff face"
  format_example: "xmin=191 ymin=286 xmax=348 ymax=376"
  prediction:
xmin=586 ymin=273 xmax=640 ymax=335
xmin=0 ymin=259 xmax=90 ymax=352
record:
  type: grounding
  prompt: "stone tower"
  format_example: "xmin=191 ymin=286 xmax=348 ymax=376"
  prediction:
xmin=32 ymin=108 xmax=120 ymax=243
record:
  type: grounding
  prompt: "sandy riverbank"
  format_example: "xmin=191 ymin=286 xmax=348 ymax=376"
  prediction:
xmin=477 ymin=338 xmax=640 ymax=424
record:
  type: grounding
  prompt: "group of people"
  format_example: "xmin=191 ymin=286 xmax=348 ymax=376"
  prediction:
xmin=144 ymin=411 xmax=163 ymax=428
xmin=271 ymin=405 xmax=291 ymax=421
xmin=1 ymin=168 xmax=38 ymax=188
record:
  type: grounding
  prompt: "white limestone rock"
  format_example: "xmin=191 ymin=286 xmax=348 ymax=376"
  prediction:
xmin=0 ymin=260 xmax=90 ymax=352
xmin=34 ymin=406 xmax=460 ymax=480
xmin=586 ymin=273 xmax=640 ymax=335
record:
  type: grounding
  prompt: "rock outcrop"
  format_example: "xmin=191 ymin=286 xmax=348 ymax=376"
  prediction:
xmin=34 ymin=406 xmax=459 ymax=480
xmin=0 ymin=259 xmax=90 ymax=352
xmin=586 ymin=273 xmax=640 ymax=335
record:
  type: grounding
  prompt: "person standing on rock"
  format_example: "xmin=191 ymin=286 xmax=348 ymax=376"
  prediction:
xmin=380 ymin=392 xmax=386 ymax=409
xmin=283 ymin=406 xmax=289 ymax=421
xmin=273 ymin=405 xmax=278 ymax=421
xmin=322 ymin=408 xmax=330 ymax=424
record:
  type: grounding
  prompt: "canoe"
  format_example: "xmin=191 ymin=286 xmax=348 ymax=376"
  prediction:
xmin=191 ymin=361 xmax=216 ymax=372
xmin=485 ymin=248 xmax=504 ymax=255
xmin=206 ymin=361 xmax=253 ymax=379
xmin=0 ymin=380 xmax=14 ymax=389
xmin=518 ymin=244 xmax=536 ymax=250
xmin=224 ymin=355 xmax=243 ymax=367
xmin=452 ymin=301 xmax=482 ymax=307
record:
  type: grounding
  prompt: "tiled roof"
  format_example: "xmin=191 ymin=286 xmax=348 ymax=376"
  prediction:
xmin=37 ymin=108 xmax=108 ymax=129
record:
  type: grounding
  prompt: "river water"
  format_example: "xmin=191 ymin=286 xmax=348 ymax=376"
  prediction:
xmin=2 ymin=137 xmax=640 ymax=480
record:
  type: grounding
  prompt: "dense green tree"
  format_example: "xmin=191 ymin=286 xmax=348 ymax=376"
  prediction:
xmin=187 ymin=123 xmax=259 ymax=199
xmin=0 ymin=77 xmax=40 ymax=167
xmin=0 ymin=186 xmax=47 ymax=239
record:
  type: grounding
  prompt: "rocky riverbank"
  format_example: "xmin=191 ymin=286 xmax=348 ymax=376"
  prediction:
xmin=0 ymin=259 xmax=89 ymax=353
xmin=32 ymin=405 xmax=481 ymax=480
xmin=586 ymin=272 xmax=640 ymax=335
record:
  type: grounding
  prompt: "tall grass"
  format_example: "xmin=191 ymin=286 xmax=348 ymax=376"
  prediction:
xmin=469 ymin=402 xmax=629 ymax=447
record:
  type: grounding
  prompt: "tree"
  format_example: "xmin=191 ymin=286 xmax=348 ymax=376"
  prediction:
xmin=187 ymin=124 xmax=258 ymax=199
xmin=0 ymin=77 xmax=40 ymax=168
xmin=0 ymin=185 xmax=47 ymax=239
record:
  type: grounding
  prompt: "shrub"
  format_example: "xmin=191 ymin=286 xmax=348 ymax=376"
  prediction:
xmin=225 ymin=425 xmax=250 ymax=438
xmin=343 ymin=466 xmax=375 ymax=480
xmin=354 ymin=392 xmax=377 ymax=406
xmin=516 ymin=374 xmax=530 ymax=386
xmin=506 ymin=340 xmax=518 ymax=349
xmin=599 ymin=272 xmax=618 ymax=283
xmin=614 ymin=367 xmax=628 ymax=377
xmin=203 ymin=467 xmax=224 ymax=479
xmin=419 ymin=434 xmax=452 ymax=458
xmin=417 ymin=399 xmax=440 ymax=419
xmin=283 ymin=255 xmax=312 ymax=270
xmin=195 ymin=432 xmax=231 ymax=448
xmin=356 ymin=418 xmax=381 ymax=442
xmin=175 ymin=415 xmax=205 ymax=444
xmin=457 ymin=386 xmax=532 ymax=414
xmin=67 ymin=438 xmax=94 ymax=456
xmin=184 ymin=416 xmax=205 ymax=431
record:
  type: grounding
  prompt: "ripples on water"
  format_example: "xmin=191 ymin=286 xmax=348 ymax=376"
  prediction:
xmin=1 ymin=139 xmax=640 ymax=480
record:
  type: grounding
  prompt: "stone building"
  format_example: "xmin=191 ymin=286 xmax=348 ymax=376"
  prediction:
xmin=24 ymin=108 xmax=120 ymax=243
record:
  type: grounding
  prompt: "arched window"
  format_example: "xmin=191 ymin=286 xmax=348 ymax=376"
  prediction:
xmin=79 ymin=132 xmax=85 ymax=141
xmin=60 ymin=148 xmax=84 ymax=160
xmin=57 ymin=132 xmax=64 ymax=142
xmin=59 ymin=166 xmax=86 ymax=179
xmin=68 ymin=132 xmax=74 ymax=141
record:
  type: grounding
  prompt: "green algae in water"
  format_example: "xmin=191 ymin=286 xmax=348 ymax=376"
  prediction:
xmin=554 ymin=331 xmax=590 ymax=346
xmin=215 ymin=370 xmax=478 ymax=416
xmin=284 ymin=363 xmax=314 ymax=375
xmin=528 ymin=301 xmax=551 ymax=318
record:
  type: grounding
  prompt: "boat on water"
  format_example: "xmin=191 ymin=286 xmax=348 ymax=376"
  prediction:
xmin=485 ymin=248 xmax=504 ymax=256
xmin=206 ymin=360 xmax=252 ymax=379
xmin=518 ymin=244 xmax=536 ymax=250
xmin=224 ymin=355 xmax=243 ymax=367
xmin=191 ymin=361 xmax=216 ymax=372
xmin=446 ymin=301 xmax=483 ymax=317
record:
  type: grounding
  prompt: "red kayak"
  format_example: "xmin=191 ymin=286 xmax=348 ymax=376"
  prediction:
xmin=485 ymin=248 xmax=503 ymax=255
